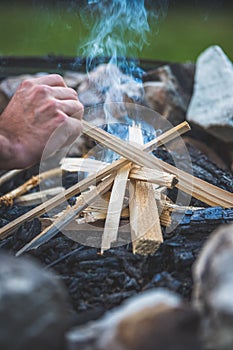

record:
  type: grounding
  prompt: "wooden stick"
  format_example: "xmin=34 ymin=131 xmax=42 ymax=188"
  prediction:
xmin=0 ymin=168 xmax=62 ymax=207
xmin=144 ymin=121 xmax=190 ymax=152
xmin=0 ymin=169 xmax=23 ymax=187
xmin=62 ymin=157 xmax=177 ymax=188
xmin=128 ymin=125 xmax=163 ymax=254
xmin=15 ymin=187 xmax=65 ymax=207
xmin=82 ymin=120 xmax=233 ymax=208
xmin=16 ymin=174 xmax=115 ymax=256
xmin=0 ymin=121 xmax=190 ymax=240
xmin=129 ymin=180 xmax=163 ymax=255
xmin=129 ymin=166 xmax=177 ymax=188
xmin=60 ymin=157 xmax=108 ymax=173
xmin=101 ymin=162 xmax=131 ymax=253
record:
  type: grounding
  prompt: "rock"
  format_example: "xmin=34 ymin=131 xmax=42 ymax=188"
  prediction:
xmin=0 ymin=73 xmax=45 ymax=98
xmin=187 ymin=46 xmax=233 ymax=142
xmin=63 ymin=71 xmax=86 ymax=89
xmin=142 ymin=63 xmax=194 ymax=125
xmin=0 ymin=253 xmax=70 ymax=350
xmin=77 ymin=64 xmax=143 ymax=109
xmin=67 ymin=289 xmax=203 ymax=350
xmin=192 ymin=223 xmax=233 ymax=350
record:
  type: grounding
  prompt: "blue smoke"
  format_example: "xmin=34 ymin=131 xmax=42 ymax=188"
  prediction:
xmin=80 ymin=0 xmax=168 ymax=77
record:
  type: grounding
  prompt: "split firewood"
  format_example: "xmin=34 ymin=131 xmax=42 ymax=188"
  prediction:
xmin=82 ymin=120 xmax=233 ymax=208
xmin=101 ymin=123 xmax=147 ymax=254
xmin=40 ymin=208 xmax=130 ymax=231
xmin=0 ymin=168 xmax=62 ymax=207
xmin=60 ymin=157 xmax=108 ymax=173
xmin=129 ymin=166 xmax=177 ymax=188
xmin=159 ymin=207 xmax=172 ymax=227
xmin=15 ymin=187 xmax=65 ymax=207
xmin=61 ymin=158 xmax=177 ymax=188
xmin=16 ymin=174 xmax=115 ymax=256
xmin=0 ymin=121 xmax=191 ymax=240
xmin=128 ymin=125 xmax=163 ymax=255
xmin=129 ymin=180 xmax=164 ymax=254
xmin=101 ymin=162 xmax=132 ymax=253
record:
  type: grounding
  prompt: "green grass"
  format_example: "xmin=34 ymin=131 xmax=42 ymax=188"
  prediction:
xmin=0 ymin=4 xmax=232 ymax=62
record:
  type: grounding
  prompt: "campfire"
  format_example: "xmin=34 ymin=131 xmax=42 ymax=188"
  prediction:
xmin=0 ymin=48 xmax=233 ymax=350
xmin=0 ymin=114 xmax=232 ymax=258
xmin=0 ymin=0 xmax=233 ymax=348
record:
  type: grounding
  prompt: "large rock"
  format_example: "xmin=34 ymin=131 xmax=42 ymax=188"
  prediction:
xmin=77 ymin=64 xmax=143 ymax=108
xmin=193 ymin=223 xmax=233 ymax=350
xmin=142 ymin=63 xmax=195 ymax=126
xmin=0 ymin=253 xmax=70 ymax=350
xmin=187 ymin=46 xmax=233 ymax=142
xmin=67 ymin=289 xmax=202 ymax=350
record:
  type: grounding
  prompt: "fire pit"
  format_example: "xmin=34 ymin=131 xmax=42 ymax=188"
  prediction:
xmin=0 ymin=52 xmax=233 ymax=350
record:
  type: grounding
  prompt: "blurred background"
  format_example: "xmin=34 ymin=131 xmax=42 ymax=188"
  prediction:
xmin=0 ymin=0 xmax=232 ymax=62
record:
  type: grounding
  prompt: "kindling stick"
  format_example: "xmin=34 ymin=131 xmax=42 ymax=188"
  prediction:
xmin=16 ymin=174 xmax=115 ymax=256
xmin=82 ymin=120 xmax=233 ymax=208
xmin=128 ymin=125 xmax=163 ymax=255
xmin=0 ymin=168 xmax=62 ymax=207
xmin=0 ymin=121 xmax=190 ymax=240
xmin=0 ymin=169 xmax=23 ymax=187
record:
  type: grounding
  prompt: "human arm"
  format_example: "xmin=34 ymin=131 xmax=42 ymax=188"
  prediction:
xmin=0 ymin=74 xmax=83 ymax=169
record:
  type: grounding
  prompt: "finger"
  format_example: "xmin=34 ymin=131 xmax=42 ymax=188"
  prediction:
xmin=48 ymin=87 xmax=78 ymax=100
xmin=42 ymin=117 xmax=83 ymax=158
xmin=56 ymin=99 xmax=84 ymax=118
xmin=70 ymin=107 xmax=84 ymax=121
xmin=30 ymin=74 xmax=67 ymax=87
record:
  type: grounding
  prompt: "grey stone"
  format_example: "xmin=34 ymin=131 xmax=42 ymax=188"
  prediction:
xmin=142 ymin=63 xmax=194 ymax=125
xmin=0 ymin=73 xmax=45 ymax=98
xmin=187 ymin=46 xmax=233 ymax=142
xmin=0 ymin=253 xmax=70 ymax=350
xmin=193 ymin=223 xmax=233 ymax=350
xmin=63 ymin=71 xmax=86 ymax=89
xmin=67 ymin=288 xmax=202 ymax=350
xmin=77 ymin=64 xmax=143 ymax=110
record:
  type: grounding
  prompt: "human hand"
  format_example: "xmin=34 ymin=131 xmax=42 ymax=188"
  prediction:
xmin=0 ymin=74 xmax=83 ymax=169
